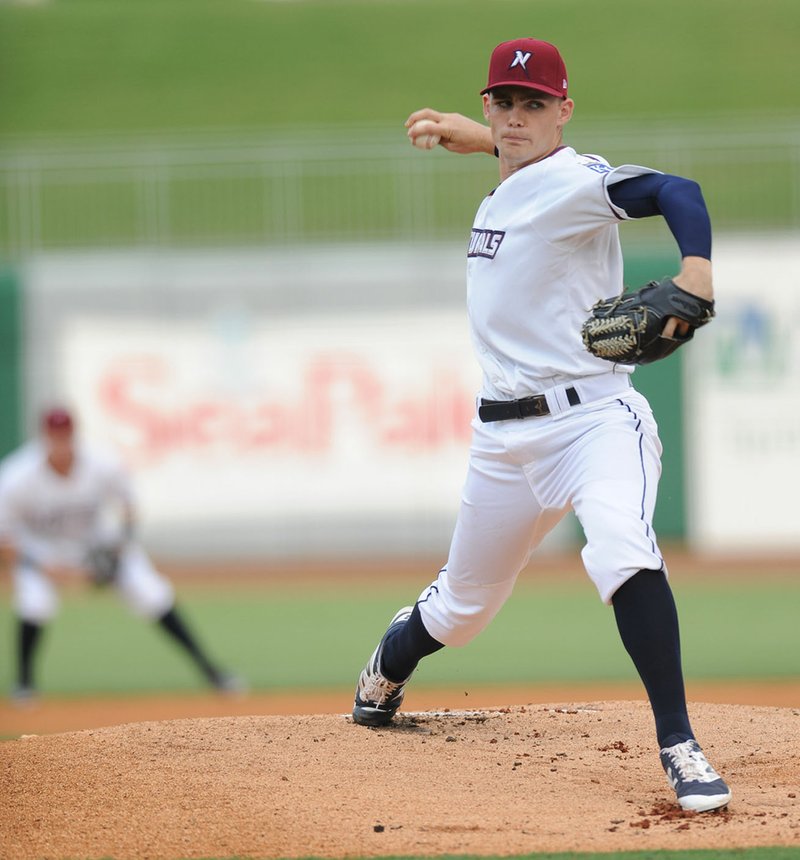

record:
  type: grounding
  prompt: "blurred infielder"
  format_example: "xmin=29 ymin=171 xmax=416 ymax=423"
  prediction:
xmin=0 ymin=407 xmax=243 ymax=700
xmin=352 ymin=38 xmax=731 ymax=813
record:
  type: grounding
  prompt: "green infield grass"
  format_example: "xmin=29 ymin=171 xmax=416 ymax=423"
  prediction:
xmin=1 ymin=569 xmax=798 ymax=696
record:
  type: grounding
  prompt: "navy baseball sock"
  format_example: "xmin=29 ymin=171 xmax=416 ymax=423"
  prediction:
xmin=18 ymin=619 xmax=44 ymax=689
xmin=380 ymin=603 xmax=444 ymax=682
xmin=157 ymin=606 xmax=222 ymax=683
xmin=611 ymin=569 xmax=694 ymax=748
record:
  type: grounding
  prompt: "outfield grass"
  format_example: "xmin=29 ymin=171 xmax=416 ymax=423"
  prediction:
xmin=35 ymin=847 xmax=800 ymax=859
xmin=2 ymin=0 xmax=797 ymax=253
xmin=1 ymin=0 xmax=799 ymax=136
xmin=1 ymin=572 xmax=797 ymax=695
xmin=194 ymin=849 xmax=800 ymax=860
xmin=304 ymin=852 xmax=800 ymax=860
xmin=328 ymin=852 xmax=800 ymax=860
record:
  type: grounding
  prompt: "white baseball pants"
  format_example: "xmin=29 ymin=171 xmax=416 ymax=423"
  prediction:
xmin=417 ymin=380 xmax=666 ymax=648
xmin=13 ymin=544 xmax=175 ymax=624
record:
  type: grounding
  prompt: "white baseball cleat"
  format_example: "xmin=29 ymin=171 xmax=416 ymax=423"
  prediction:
xmin=660 ymin=738 xmax=732 ymax=812
xmin=352 ymin=606 xmax=414 ymax=727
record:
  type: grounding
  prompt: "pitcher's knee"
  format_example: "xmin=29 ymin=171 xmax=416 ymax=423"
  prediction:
xmin=418 ymin=592 xmax=505 ymax=647
xmin=582 ymin=533 xmax=665 ymax=605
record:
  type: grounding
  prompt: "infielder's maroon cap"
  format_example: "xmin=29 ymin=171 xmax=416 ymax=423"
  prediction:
xmin=42 ymin=407 xmax=74 ymax=432
xmin=481 ymin=38 xmax=568 ymax=99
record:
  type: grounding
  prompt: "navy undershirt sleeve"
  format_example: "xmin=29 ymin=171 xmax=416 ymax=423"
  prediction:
xmin=608 ymin=173 xmax=712 ymax=259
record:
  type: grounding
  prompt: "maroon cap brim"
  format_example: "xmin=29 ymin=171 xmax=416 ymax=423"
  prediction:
xmin=480 ymin=80 xmax=566 ymax=98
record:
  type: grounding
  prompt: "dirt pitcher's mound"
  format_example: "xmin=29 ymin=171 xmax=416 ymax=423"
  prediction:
xmin=2 ymin=701 xmax=799 ymax=860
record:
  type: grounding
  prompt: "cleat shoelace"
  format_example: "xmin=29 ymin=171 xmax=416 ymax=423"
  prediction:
xmin=359 ymin=653 xmax=405 ymax=705
xmin=664 ymin=741 xmax=720 ymax=784
xmin=361 ymin=673 xmax=403 ymax=703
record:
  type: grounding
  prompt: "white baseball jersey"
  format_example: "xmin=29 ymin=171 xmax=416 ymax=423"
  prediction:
xmin=466 ymin=146 xmax=658 ymax=399
xmin=0 ymin=441 xmax=132 ymax=568
xmin=416 ymin=147 xmax=668 ymax=646
xmin=0 ymin=441 xmax=174 ymax=623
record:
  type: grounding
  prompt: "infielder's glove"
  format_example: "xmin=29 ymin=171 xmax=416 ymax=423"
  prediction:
xmin=85 ymin=544 xmax=122 ymax=587
xmin=581 ymin=277 xmax=715 ymax=365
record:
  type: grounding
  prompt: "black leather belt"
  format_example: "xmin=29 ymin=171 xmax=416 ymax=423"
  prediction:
xmin=478 ymin=386 xmax=581 ymax=422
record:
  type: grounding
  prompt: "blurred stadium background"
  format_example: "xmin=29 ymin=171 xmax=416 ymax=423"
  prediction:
xmin=2 ymin=0 xmax=799 ymax=559
xmin=0 ymin=0 xmax=799 ymax=700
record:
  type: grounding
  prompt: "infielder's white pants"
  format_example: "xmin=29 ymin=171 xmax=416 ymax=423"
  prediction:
xmin=417 ymin=385 xmax=665 ymax=647
xmin=13 ymin=545 xmax=175 ymax=624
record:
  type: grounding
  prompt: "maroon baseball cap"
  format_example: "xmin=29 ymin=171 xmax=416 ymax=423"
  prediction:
xmin=481 ymin=38 xmax=568 ymax=99
xmin=42 ymin=407 xmax=74 ymax=432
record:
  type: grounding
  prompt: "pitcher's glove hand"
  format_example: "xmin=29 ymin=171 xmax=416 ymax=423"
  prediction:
xmin=581 ymin=277 xmax=715 ymax=365
xmin=85 ymin=544 xmax=122 ymax=587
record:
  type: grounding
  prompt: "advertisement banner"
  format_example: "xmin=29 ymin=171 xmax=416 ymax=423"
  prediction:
xmin=686 ymin=236 xmax=800 ymax=550
xmin=20 ymin=248 xmax=577 ymax=558
xmin=58 ymin=307 xmax=482 ymax=550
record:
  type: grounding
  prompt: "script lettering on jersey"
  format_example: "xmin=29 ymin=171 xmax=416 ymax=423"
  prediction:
xmin=30 ymin=504 xmax=98 ymax=538
xmin=468 ymin=229 xmax=506 ymax=259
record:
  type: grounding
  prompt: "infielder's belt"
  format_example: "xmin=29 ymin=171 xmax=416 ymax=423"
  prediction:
xmin=478 ymin=386 xmax=580 ymax=422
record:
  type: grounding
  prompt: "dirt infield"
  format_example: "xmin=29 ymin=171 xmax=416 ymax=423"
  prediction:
xmin=2 ymin=554 xmax=798 ymax=858
xmin=2 ymin=700 xmax=799 ymax=860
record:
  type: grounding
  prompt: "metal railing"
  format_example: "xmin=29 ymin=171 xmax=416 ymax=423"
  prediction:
xmin=2 ymin=117 xmax=799 ymax=257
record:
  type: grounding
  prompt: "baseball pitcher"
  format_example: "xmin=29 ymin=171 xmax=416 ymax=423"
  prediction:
xmin=351 ymin=38 xmax=730 ymax=814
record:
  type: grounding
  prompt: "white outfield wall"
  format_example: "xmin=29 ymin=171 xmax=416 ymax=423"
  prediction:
xmin=21 ymin=237 xmax=800 ymax=559
xmin=685 ymin=235 xmax=800 ymax=552
xmin=21 ymin=245 xmax=576 ymax=560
